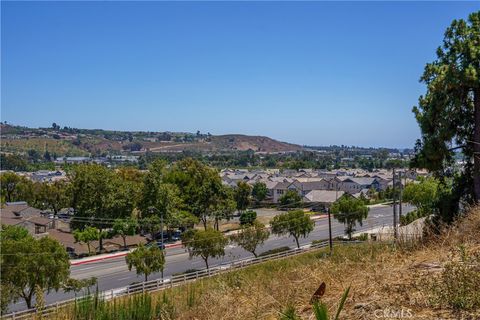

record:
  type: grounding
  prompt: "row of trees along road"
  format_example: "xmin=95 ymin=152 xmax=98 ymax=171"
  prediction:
xmin=125 ymin=209 xmax=316 ymax=279
xmin=0 ymin=157 xmax=371 ymax=312
xmin=124 ymin=197 xmax=373 ymax=280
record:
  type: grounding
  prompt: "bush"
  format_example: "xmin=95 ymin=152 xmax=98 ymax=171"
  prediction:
xmin=425 ymin=246 xmax=480 ymax=310
xmin=258 ymin=246 xmax=290 ymax=257
xmin=400 ymin=210 xmax=419 ymax=226
xmin=353 ymin=233 xmax=369 ymax=241
xmin=172 ymin=269 xmax=201 ymax=277
xmin=239 ymin=210 xmax=257 ymax=225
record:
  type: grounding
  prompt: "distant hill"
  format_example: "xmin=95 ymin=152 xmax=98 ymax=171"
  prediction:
xmin=0 ymin=124 xmax=303 ymax=156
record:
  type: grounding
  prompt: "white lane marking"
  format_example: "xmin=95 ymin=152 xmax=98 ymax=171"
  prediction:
xmin=75 ymin=266 xmax=97 ymax=271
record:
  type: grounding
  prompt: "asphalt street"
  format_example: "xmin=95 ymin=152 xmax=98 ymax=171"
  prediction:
xmin=8 ymin=204 xmax=414 ymax=313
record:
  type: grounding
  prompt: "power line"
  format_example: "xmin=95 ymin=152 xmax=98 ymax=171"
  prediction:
xmin=0 ymin=216 xmax=392 ymax=258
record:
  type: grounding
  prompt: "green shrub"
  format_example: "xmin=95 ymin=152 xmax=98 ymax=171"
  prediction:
xmin=279 ymin=304 xmax=300 ymax=320
xmin=239 ymin=210 xmax=257 ymax=225
xmin=425 ymin=247 xmax=480 ymax=310
xmin=172 ymin=268 xmax=200 ymax=277
xmin=353 ymin=233 xmax=369 ymax=241
xmin=258 ymin=246 xmax=290 ymax=257
xmin=400 ymin=210 xmax=419 ymax=226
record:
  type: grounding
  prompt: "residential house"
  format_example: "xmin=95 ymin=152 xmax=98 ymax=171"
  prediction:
xmin=1 ymin=202 xmax=53 ymax=235
xmin=47 ymin=229 xmax=148 ymax=258
xmin=337 ymin=177 xmax=380 ymax=194
xmin=303 ymin=190 xmax=347 ymax=211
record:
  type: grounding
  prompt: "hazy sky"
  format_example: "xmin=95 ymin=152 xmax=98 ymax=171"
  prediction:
xmin=2 ymin=2 xmax=478 ymax=148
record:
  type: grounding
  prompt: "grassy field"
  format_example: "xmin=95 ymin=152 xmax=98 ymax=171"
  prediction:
xmin=41 ymin=208 xmax=480 ymax=320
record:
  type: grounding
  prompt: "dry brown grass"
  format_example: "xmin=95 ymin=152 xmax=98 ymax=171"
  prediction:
xmin=163 ymin=208 xmax=480 ymax=320
xmin=50 ymin=208 xmax=480 ymax=320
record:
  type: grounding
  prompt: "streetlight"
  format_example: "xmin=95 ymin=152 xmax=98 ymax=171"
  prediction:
xmin=327 ymin=207 xmax=333 ymax=255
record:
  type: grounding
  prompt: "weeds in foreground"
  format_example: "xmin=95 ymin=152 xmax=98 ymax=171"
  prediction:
xmin=279 ymin=285 xmax=350 ymax=320
xmin=312 ymin=286 xmax=350 ymax=320
xmin=424 ymin=246 xmax=480 ymax=311
xmin=70 ymin=291 xmax=175 ymax=320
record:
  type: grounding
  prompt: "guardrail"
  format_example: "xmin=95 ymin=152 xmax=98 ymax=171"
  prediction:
xmin=2 ymin=240 xmax=360 ymax=320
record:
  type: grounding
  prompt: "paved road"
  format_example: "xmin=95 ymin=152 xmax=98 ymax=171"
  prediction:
xmin=8 ymin=204 xmax=414 ymax=313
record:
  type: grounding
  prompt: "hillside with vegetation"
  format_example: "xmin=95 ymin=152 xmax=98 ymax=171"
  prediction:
xmin=0 ymin=123 xmax=303 ymax=157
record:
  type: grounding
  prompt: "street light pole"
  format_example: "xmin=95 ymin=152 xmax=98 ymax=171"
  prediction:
xmin=160 ymin=212 xmax=164 ymax=249
xmin=393 ymin=169 xmax=398 ymax=240
xmin=399 ymin=171 xmax=403 ymax=221
xmin=327 ymin=207 xmax=333 ymax=255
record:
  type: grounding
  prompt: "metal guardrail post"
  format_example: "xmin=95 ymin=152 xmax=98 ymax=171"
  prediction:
xmin=196 ymin=271 xmax=199 ymax=280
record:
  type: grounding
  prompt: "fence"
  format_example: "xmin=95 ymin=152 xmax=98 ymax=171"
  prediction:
xmin=2 ymin=240 xmax=361 ymax=320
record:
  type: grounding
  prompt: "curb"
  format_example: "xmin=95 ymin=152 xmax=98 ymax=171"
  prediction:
xmin=70 ymin=242 xmax=183 ymax=266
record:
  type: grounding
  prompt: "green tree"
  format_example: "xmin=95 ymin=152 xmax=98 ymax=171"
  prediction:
xmin=164 ymin=158 xmax=224 ymax=229
xmin=279 ymin=189 xmax=302 ymax=208
xmin=331 ymin=197 xmax=369 ymax=240
xmin=252 ymin=181 xmax=268 ymax=204
xmin=140 ymin=160 xmax=167 ymax=214
xmin=412 ymin=12 xmax=480 ymax=217
xmin=0 ymin=225 xmax=70 ymax=309
xmin=73 ymin=226 xmax=100 ymax=255
xmin=63 ymin=277 xmax=97 ymax=298
xmin=37 ymin=180 xmax=70 ymax=215
xmin=69 ymin=164 xmax=135 ymax=251
xmin=234 ymin=181 xmax=252 ymax=212
xmin=210 ymin=185 xmax=236 ymax=231
xmin=112 ymin=218 xmax=138 ymax=250
xmin=125 ymin=244 xmax=165 ymax=282
xmin=0 ymin=154 xmax=28 ymax=171
xmin=144 ymin=183 xmax=183 ymax=240
xmin=270 ymin=210 xmax=314 ymax=248
xmin=167 ymin=210 xmax=199 ymax=231
xmin=230 ymin=220 xmax=269 ymax=257
xmin=402 ymin=177 xmax=440 ymax=217
xmin=0 ymin=172 xmax=21 ymax=203
xmin=239 ymin=210 xmax=257 ymax=226
xmin=182 ymin=228 xmax=227 ymax=269
xmin=141 ymin=215 xmax=162 ymax=241
xmin=0 ymin=172 xmax=34 ymax=203
xmin=34 ymin=180 xmax=70 ymax=228
xmin=117 ymin=167 xmax=144 ymax=209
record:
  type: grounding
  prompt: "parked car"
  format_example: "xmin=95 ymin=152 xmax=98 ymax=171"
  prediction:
xmin=170 ymin=230 xmax=182 ymax=241
xmin=146 ymin=241 xmax=166 ymax=250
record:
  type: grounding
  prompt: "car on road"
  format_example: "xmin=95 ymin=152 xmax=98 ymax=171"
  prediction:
xmin=146 ymin=241 xmax=166 ymax=250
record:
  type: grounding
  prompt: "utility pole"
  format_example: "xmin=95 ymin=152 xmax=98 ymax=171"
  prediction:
xmin=393 ymin=168 xmax=398 ymax=240
xmin=160 ymin=211 xmax=165 ymax=280
xmin=327 ymin=207 xmax=333 ymax=255
xmin=398 ymin=171 xmax=403 ymax=221
xmin=160 ymin=212 xmax=164 ymax=249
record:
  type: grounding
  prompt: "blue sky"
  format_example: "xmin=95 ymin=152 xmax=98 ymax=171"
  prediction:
xmin=2 ymin=2 xmax=478 ymax=148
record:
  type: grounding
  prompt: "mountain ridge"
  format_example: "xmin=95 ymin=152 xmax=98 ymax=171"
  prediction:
xmin=0 ymin=123 xmax=303 ymax=156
